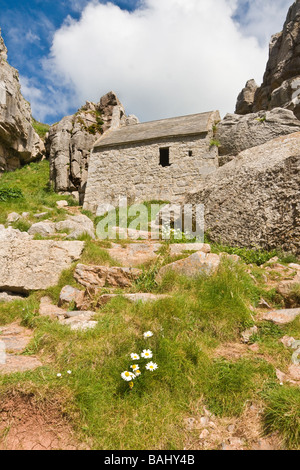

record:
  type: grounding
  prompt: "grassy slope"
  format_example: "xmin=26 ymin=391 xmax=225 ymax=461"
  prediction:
xmin=0 ymin=161 xmax=299 ymax=450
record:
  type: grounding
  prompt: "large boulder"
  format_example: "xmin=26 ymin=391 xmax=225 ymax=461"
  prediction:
xmin=46 ymin=91 xmax=139 ymax=203
xmin=216 ymin=108 xmax=300 ymax=157
xmin=185 ymin=132 xmax=300 ymax=255
xmin=0 ymin=236 xmax=84 ymax=293
xmin=236 ymin=1 xmax=300 ymax=119
xmin=0 ymin=28 xmax=44 ymax=172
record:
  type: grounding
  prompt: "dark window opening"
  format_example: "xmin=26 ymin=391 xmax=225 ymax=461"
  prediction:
xmin=159 ymin=147 xmax=170 ymax=167
xmin=189 ymin=150 xmax=193 ymax=157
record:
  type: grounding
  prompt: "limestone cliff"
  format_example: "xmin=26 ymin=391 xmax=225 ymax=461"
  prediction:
xmin=0 ymin=28 xmax=45 ymax=172
xmin=236 ymin=0 xmax=300 ymax=119
xmin=46 ymin=91 xmax=139 ymax=202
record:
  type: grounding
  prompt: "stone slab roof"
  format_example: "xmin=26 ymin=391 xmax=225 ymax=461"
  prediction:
xmin=94 ymin=111 xmax=220 ymax=149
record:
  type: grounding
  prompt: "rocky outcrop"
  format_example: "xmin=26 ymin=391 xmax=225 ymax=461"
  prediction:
xmin=46 ymin=91 xmax=139 ymax=203
xmin=236 ymin=1 xmax=300 ymax=119
xmin=184 ymin=132 xmax=300 ymax=255
xmin=235 ymin=80 xmax=258 ymax=115
xmin=0 ymin=29 xmax=44 ymax=172
xmin=217 ymin=108 xmax=300 ymax=157
xmin=0 ymin=226 xmax=84 ymax=293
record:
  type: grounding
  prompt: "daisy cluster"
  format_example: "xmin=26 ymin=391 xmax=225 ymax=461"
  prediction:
xmin=121 ymin=331 xmax=158 ymax=388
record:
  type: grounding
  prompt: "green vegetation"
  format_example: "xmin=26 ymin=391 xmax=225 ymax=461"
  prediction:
xmin=32 ymin=118 xmax=50 ymax=139
xmin=0 ymin=160 xmax=77 ymax=225
xmin=263 ymin=386 xmax=300 ymax=449
xmin=0 ymin=161 xmax=299 ymax=450
xmin=210 ymin=243 xmax=278 ymax=266
xmin=210 ymin=139 xmax=220 ymax=148
xmin=0 ymin=187 xmax=23 ymax=202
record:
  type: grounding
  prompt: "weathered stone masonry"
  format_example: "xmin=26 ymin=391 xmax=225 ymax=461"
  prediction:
xmin=83 ymin=111 xmax=220 ymax=213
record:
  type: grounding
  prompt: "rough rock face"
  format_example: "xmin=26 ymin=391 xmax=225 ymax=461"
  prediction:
xmin=46 ymin=91 xmax=139 ymax=202
xmin=235 ymin=79 xmax=258 ymax=115
xmin=74 ymin=264 xmax=142 ymax=288
xmin=0 ymin=228 xmax=84 ymax=293
xmin=217 ymin=108 xmax=300 ymax=157
xmin=185 ymin=132 xmax=300 ymax=255
xmin=0 ymin=29 xmax=44 ymax=172
xmin=236 ymin=1 xmax=300 ymax=118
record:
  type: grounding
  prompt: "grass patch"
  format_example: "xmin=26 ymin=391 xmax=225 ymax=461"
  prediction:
xmin=262 ymin=385 xmax=300 ymax=449
xmin=210 ymin=243 xmax=278 ymax=266
xmin=80 ymin=240 xmax=119 ymax=266
xmin=203 ymin=358 xmax=273 ymax=417
xmin=32 ymin=118 xmax=50 ymax=140
xmin=0 ymin=161 xmax=77 ymax=224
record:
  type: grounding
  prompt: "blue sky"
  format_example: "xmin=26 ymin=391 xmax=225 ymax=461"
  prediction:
xmin=0 ymin=0 xmax=293 ymax=124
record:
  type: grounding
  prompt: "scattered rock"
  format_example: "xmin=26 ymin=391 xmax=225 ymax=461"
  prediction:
xmin=289 ymin=263 xmax=300 ymax=270
xmin=56 ymin=200 xmax=68 ymax=208
xmin=59 ymin=285 xmax=82 ymax=307
xmin=55 ymin=214 xmax=95 ymax=239
xmin=156 ymin=252 xmax=220 ymax=282
xmin=249 ymin=343 xmax=260 ymax=353
xmin=28 ymin=221 xmax=56 ymax=238
xmin=221 ymin=438 xmax=245 ymax=451
xmin=276 ymin=365 xmax=300 ymax=385
xmin=258 ymin=298 xmax=272 ymax=309
xmin=0 ymin=240 xmax=84 ymax=293
xmin=74 ymin=264 xmax=142 ymax=289
xmin=39 ymin=297 xmax=66 ymax=319
xmin=60 ymin=315 xmax=97 ymax=331
xmin=33 ymin=212 xmax=48 ymax=219
xmin=276 ymin=271 xmax=300 ymax=307
xmin=280 ymin=336 xmax=300 ymax=349
xmin=0 ymin=322 xmax=42 ymax=375
xmin=169 ymin=243 xmax=211 ymax=256
xmin=261 ymin=308 xmax=300 ymax=324
xmin=7 ymin=212 xmax=20 ymax=223
xmin=39 ymin=297 xmax=97 ymax=331
xmin=107 ymin=242 xmax=162 ymax=267
xmin=288 ymin=364 xmax=300 ymax=381
xmin=241 ymin=326 xmax=258 ymax=344
xmin=199 ymin=429 xmax=209 ymax=439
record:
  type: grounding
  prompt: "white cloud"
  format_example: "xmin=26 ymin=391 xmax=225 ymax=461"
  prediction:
xmin=20 ymin=76 xmax=73 ymax=123
xmin=44 ymin=0 xmax=289 ymax=121
xmin=235 ymin=0 xmax=293 ymax=46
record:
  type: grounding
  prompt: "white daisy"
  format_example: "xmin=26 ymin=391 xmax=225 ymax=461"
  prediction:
xmin=134 ymin=370 xmax=142 ymax=377
xmin=130 ymin=353 xmax=140 ymax=360
xmin=141 ymin=349 xmax=153 ymax=359
xmin=130 ymin=364 xmax=139 ymax=371
xmin=143 ymin=331 xmax=153 ymax=338
xmin=67 ymin=370 xmax=72 ymax=374
xmin=146 ymin=362 xmax=158 ymax=372
xmin=121 ymin=371 xmax=136 ymax=382
xmin=57 ymin=373 xmax=62 ymax=378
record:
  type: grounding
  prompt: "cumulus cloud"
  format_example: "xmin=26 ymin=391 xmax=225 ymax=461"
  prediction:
xmin=43 ymin=0 xmax=290 ymax=121
xmin=235 ymin=0 xmax=293 ymax=46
